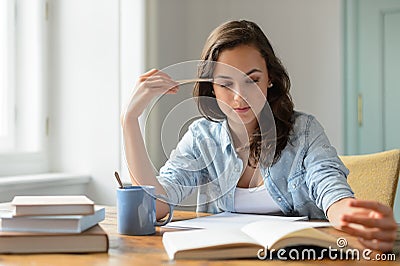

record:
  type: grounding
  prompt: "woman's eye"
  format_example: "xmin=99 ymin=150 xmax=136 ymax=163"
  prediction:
xmin=219 ymin=83 xmax=233 ymax=88
xmin=246 ymin=79 xmax=260 ymax=84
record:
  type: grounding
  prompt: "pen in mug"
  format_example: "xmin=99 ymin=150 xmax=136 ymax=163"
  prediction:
xmin=114 ymin=171 xmax=124 ymax=189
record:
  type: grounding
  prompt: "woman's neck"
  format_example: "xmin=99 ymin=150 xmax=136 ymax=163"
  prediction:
xmin=227 ymin=119 xmax=258 ymax=150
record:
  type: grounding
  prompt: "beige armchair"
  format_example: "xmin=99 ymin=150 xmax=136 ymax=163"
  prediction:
xmin=339 ymin=149 xmax=400 ymax=207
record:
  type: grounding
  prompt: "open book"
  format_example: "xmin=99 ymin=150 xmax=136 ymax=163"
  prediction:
xmin=163 ymin=220 xmax=348 ymax=260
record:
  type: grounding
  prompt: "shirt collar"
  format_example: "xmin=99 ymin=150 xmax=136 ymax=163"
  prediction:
xmin=220 ymin=119 xmax=234 ymax=152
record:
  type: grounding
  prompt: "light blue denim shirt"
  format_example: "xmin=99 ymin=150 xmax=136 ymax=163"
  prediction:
xmin=157 ymin=111 xmax=354 ymax=219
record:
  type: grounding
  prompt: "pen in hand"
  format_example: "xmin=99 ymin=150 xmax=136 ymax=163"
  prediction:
xmin=176 ymin=78 xmax=213 ymax=85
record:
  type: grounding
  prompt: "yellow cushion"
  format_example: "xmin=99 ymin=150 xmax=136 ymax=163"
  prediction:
xmin=339 ymin=149 xmax=400 ymax=207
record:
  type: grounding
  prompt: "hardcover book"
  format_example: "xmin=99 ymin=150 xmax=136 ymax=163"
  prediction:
xmin=11 ymin=195 xmax=95 ymax=216
xmin=0 ymin=225 xmax=108 ymax=254
xmin=1 ymin=207 xmax=105 ymax=233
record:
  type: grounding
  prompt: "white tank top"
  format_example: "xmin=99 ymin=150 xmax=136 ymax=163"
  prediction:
xmin=234 ymin=185 xmax=281 ymax=214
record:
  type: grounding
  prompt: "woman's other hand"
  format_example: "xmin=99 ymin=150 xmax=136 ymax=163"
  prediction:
xmin=327 ymin=198 xmax=397 ymax=252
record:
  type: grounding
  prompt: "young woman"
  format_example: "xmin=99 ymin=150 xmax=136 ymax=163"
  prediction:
xmin=121 ymin=20 xmax=397 ymax=252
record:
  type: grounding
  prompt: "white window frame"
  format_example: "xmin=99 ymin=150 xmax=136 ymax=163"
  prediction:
xmin=0 ymin=0 xmax=48 ymax=176
xmin=118 ymin=0 xmax=145 ymax=183
xmin=0 ymin=0 xmax=16 ymax=152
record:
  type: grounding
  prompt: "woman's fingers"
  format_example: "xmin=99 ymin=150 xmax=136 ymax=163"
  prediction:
xmin=349 ymin=200 xmax=393 ymax=216
xmin=358 ymin=237 xmax=395 ymax=253
xmin=143 ymin=69 xmax=174 ymax=81
xmin=143 ymin=78 xmax=178 ymax=89
xmin=143 ymin=68 xmax=159 ymax=76
xmin=140 ymin=70 xmax=179 ymax=92
xmin=335 ymin=199 xmax=398 ymax=252
xmin=341 ymin=224 xmax=396 ymax=242
xmin=341 ymin=214 xmax=397 ymax=230
xmin=142 ymin=81 xmax=179 ymax=95
xmin=123 ymin=69 xmax=179 ymax=119
xmin=138 ymin=68 xmax=160 ymax=82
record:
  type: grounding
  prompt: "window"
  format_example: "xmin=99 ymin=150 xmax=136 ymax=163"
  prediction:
xmin=0 ymin=0 xmax=48 ymax=176
xmin=0 ymin=0 xmax=15 ymax=152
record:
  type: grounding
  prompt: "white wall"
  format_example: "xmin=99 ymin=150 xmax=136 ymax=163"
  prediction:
xmin=146 ymin=0 xmax=344 ymax=169
xmin=47 ymin=0 xmax=144 ymax=204
xmin=44 ymin=0 xmax=344 ymax=205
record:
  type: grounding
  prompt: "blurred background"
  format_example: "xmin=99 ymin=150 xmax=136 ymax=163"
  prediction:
xmin=0 ymin=0 xmax=399 ymax=220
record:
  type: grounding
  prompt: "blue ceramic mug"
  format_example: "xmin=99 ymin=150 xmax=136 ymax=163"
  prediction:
xmin=117 ymin=185 xmax=174 ymax=235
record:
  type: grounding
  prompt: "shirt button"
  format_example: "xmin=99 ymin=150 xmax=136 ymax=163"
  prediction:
xmin=292 ymin=184 xmax=297 ymax=189
xmin=277 ymin=197 xmax=282 ymax=202
xmin=234 ymin=166 xmax=240 ymax=172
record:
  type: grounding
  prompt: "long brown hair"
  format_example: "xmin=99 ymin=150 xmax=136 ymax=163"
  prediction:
xmin=194 ymin=20 xmax=294 ymax=167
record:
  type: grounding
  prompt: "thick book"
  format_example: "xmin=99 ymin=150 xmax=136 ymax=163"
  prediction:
xmin=0 ymin=224 xmax=108 ymax=254
xmin=1 ymin=207 xmax=105 ymax=233
xmin=163 ymin=220 xmax=351 ymax=260
xmin=11 ymin=195 xmax=95 ymax=216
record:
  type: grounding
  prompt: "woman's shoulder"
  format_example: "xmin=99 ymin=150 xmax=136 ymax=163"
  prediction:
xmin=187 ymin=118 xmax=225 ymax=137
xmin=292 ymin=111 xmax=320 ymax=130
xmin=293 ymin=110 xmax=315 ymax=123
xmin=290 ymin=111 xmax=324 ymax=140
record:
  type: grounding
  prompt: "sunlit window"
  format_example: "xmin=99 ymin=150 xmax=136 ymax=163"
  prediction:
xmin=0 ymin=0 xmax=48 ymax=176
xmin=0 ymin=0 xmax=15 ymax=152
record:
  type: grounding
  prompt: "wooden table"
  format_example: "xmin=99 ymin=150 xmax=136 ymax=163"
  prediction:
xmin=0 ymin=207 xmax=398 ymax=265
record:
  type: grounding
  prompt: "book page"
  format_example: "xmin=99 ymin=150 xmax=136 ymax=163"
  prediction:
xmin=162 ymin=228 xmax=260 ymax=260
xmin=0 ymin=203 xmax=13 ymax=218
xmin=241 ymin=220 xmax=331 ymax=247
xmin=163 ymin=212 xmax=308 ymax=230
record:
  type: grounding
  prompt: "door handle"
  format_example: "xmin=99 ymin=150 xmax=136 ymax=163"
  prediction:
xmin=357 ymin=93 xmax=363 ymax=127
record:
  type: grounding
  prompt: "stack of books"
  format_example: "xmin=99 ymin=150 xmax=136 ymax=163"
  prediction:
xmin=0 ymin=195 xmax=108 ymax=254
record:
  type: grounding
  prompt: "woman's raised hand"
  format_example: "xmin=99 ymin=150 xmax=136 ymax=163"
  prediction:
xmin=122 ymin=69 xmax=179 ymax=122
xmin=119 ymin=69 xmax=178 ymax=219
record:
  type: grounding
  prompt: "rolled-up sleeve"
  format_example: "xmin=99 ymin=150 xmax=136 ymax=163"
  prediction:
xmin=303 ymin=116 xmax=354 ymax=217
xmin=157 ymin=124 xmax=203 ymax=206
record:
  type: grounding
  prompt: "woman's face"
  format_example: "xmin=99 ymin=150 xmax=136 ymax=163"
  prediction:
xmin=213 ymin=44 xmax=270 ymax=131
